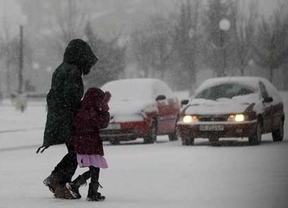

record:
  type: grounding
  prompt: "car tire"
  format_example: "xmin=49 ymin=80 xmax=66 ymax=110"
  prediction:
xmin=110 ymin=138 xmax=120 ymax=145
xmin=209 ymin=137 xmax=219 ymax=143
xmin=144 ymin=118 xmax=157 ymax=144
xmin=168 ymin=133 xmax=178 ymax=141
xmin=249 ymin=122 xmax=262 ymax=145
xmin=272 ymin=119 xmax=284 ymax=142
xmin=168 ymin=116 xmax=179 ymax=141
xmin=182 ymin=137 xmax=194 ymax=146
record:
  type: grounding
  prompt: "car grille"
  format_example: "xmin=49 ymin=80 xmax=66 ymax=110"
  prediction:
xmin=198 ymin=115 xmax=227 ymax=122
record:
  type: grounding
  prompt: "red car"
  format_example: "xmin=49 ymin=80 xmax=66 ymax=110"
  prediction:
xmin=177 ymin=77 xmax=285 ymax=145
xmin=100 ymin=78 xmax=180 ymax=145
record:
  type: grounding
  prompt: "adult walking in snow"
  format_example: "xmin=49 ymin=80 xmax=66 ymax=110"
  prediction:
xmin=36 ymin=39 xmax=98 ymax=199
xmin=65 ymin=87 xmax=110 ymax=201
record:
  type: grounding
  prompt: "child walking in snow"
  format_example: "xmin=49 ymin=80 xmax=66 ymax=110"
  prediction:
xmin=65 ymin=87 xmax=111 ymax=201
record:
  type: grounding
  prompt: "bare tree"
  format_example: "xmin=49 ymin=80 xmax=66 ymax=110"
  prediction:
xmin=130 ymin=14 xmax=174 ymax=79
xmin=84 ymin=22 xmax=126 ymax=87
xmin=147 ymin=14 xmax=174 ymax=79
xmin=130 ymin=28 xmax=155 ymax=78
xmin=173 ymin=0 xmax=202 ymax=90
xmin=252 ymin=3 xmax=288 ymax=82
xmin=47 ymin=0 xmax=88 ymax=54
xmin=233 ymin=0 xmax=258 ymax=75
xmin=204 ymin=0 xmax=236 ymax=77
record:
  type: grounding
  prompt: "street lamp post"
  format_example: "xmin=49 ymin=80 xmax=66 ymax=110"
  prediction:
xmin=188 ymin=28 xmax=197 ymax=96
xmin=218 ymin=18 xmax=230 ymax=76
xmin=19 ymin=25 xmax=24 ymax=94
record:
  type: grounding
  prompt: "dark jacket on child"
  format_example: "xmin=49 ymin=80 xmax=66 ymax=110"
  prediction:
xmin=73 ymin=88 xmax=110 ymax=156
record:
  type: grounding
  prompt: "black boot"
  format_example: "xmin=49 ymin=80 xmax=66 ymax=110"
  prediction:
xmin=65 ymin=175 xmax=87 ymax=199
xmin=54 ymin=185 xmax=75 ymax=199
xmin=86 ymin=183 xmax=105 ymax=201
xmin=43 ymin=174 xmax=61 ymax=194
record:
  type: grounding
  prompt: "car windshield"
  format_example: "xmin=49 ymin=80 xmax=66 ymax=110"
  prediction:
xmin=195 ymin=83 xmax=255 ymax=100
xmin=102 ymin=81 xmax=153 ymax=101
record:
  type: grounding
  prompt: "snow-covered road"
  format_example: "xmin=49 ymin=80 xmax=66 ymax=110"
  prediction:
xmin=0 ymin=92 xmax=288 ymax=208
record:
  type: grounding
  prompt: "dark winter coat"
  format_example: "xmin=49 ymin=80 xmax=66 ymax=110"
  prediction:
xmin=73 ymin=88 xmax=110 ymax=156
xmin=42 ymin=39 xmax=98 ymax=147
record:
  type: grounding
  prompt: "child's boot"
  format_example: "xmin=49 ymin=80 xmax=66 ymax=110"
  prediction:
xmin=86 ymin=182 xmax=105 ymax=201
xmin=65 ymin=175 xmax=87 ymax=199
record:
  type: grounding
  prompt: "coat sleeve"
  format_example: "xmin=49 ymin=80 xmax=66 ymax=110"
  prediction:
xmin=91 ymin=111 xmax=110 ymax=130
xmin=63 ymin=69 xmax=83 ymax=110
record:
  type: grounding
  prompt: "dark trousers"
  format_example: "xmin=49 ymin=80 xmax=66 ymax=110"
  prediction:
xmin=51 ymin=142 xmax=78 ymax=185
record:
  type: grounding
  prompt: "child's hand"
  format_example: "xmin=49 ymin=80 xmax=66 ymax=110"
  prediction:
xmin=102 ymin=104 xmax=109 ymax=112
xmin=101 ymin=91 xmax=111 ymax=112
xmin=103 ymin=91 xmax=111 ymax=104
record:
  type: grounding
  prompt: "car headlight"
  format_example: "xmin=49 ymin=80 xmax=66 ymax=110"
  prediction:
xmin=183 ymin=115 xmax=198 ymax=123
xmin=227 ymin=114 xmax=246 ymax=122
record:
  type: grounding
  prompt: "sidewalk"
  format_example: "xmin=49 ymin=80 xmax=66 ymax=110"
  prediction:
xmin=0 ymin=102 xmax=46 ymax=151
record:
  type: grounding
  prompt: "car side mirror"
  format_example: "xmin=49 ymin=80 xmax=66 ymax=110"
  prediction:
xmin=156 ymin=95 xmax=166 ymax=101
xmin=181 ymin=99 xmax=189 ymax=107
xmin=263 ymin=96 xmax=273 ymax=103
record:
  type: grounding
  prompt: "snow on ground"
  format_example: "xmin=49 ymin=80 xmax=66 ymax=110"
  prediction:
xmin=0 ymin=92 xmax=288 ymax=208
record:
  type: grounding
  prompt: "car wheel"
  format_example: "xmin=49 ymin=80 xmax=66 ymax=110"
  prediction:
xmin=249 ymin=122 xmax=262 ymax=145
xmin=110 ymin=138 xmax=120 ymax=145
xmin=144 ymin=118 xmax=157 ymax=144
xmin=182 ymin=137 xmax=194 ymax=146
xmin=208 ymin=137 xmax=219 ymax=143
xmin=168 ymin=132 xmax=178 ymax=141
xmin=272 ymin=119 xmax=284 ymax=142
xmin=168 ymin=116 xmax=179 ymax=141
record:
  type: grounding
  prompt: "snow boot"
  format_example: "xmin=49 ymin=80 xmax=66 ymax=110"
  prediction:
xmin=86 ymin=183 xmax=105 ymax=201
xmin=43 ymin=174 xmax=61 ymax=194
xmin=54 ymin=185 xmax=76 ymax=199
xmin=65 ymin=175 xmax=87 ymax=199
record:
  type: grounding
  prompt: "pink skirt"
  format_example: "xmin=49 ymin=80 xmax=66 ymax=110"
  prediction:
xmin=76 ymin=154 xmax=108 ymax=169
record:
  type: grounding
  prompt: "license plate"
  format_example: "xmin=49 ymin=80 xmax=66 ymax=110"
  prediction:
xmin=199 ymin=124 xmax=224 ymax=131
xmin=105 ymin=123 xmax=121 ymax=130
